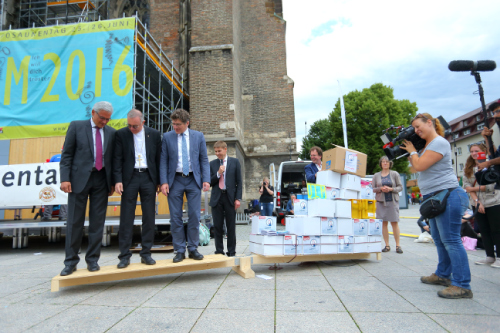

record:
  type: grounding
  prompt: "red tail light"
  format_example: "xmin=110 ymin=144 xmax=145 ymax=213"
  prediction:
xmin=277 ymin=191 xmax=281 ymax=206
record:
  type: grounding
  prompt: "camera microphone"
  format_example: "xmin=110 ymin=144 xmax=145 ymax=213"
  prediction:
xmin=448 ymin=60 xmax=496 ymax=72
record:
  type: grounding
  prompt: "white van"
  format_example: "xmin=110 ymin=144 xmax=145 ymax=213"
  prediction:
xmin=269 ymin=160 xmax=311 ymax=225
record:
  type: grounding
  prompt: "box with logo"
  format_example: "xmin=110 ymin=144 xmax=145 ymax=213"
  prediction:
xmin=251 ymin=216 xmax=277 ymax=234
xmin=307 ymin=183 xmax=326 ymax=200
xmin=368 ymin=219 xmax=383 ymax=236
xmin=338 ymin=235 xmax=354 ymax=253
xmin=320 ymin=235 xmax=338 ymax=254
xmin=293 ymin=198 xmax=308 ymax=216
xmin=320 ymin=217 xmax=337 ymax=235
xmin=249 ymin=234 xmax=283 ymax=256
xmin=322 ymin=147 xmax=367 ymax=177
xmin=334 ymin=200 xmax=352 ymax=218
xmin=353 ymin=219 xmax=369 ymax=236
xmin=340 ymin=174 xmax=362 ymax=192
xmin=316 ymin=170 xmax=341 ymax=188
xmin=337 ymin=218 xmax=353 ymax=235
xmin=358 ymin=184 xmax=375 ymax=200
xmin=307 ymin=199 xmax=335 ymax=217
xmin=302 ymin=235 xmax=321 ymax=255
xmin=325 ymin=186 xmax=341 ymax=200
xmin=353 ymin=236 xmax=369 ymax=253
xmin=367 ymin=242 xmax=382 ymax=253
xmin=339 ymin=189 xmax=358 ymax=200
xmin=284 ymin=235 xmax=302 ymax=255
xmin=285 ymin=216 xmax=321 ymax=236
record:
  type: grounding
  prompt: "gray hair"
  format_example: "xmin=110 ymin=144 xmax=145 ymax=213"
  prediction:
xmin=93 ymin=101 xmax=113 ymax=113
xmin=378 ymin=155 xmax=393 ymax=169
xmin=127 ymin=109 xmax=144 ymax=121
xmin=290 ymin=193 xmax=297 ymax=198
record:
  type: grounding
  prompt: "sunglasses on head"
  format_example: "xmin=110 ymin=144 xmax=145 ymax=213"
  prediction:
xmin=411 ymin=113 xmax=429 ymax=123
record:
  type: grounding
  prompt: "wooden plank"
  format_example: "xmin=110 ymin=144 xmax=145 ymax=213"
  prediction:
xmin=51 ymin=254 xmax=233 ymax=292
xmin=232 ymin=256 xmax=255 ymax=279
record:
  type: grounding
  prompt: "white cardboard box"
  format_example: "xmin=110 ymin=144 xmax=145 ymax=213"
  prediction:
xmin=302 ymin=236 xmax=321 ymax=255
xmin=251 ymin=216 xmax=277 ymax=234
xmin=316 ymin=170 xmax=341 ymax=188
xmin=284 ymin=235 xmax=301 ymax=255
xmin=368 ymin=236 xmax=382 ymax=243
xmin=285 ymin=216 xmax=321 ymax=236
xmin=249 ymin=234 xmax=283 ymax=256
xmin=308 ymin=199 xmax=335 ymax=217
xmin=339 ymin=189 xmax=358 ymax=200
xmin=337 ymin=218 xmax=353 ymax=235
xmin=325 ymin=187 xmax=341 ymax=200
xmin=293 ymin=198 xmax=308 ymax=216
xmin=338 ymin=235 xmax=354 ymax=253
xmin=334 ymin=200 xmax=352 ymax=218
xmin=320 ymin=235 xmax=338 ymax=254
xmin=353 ymin=236 xmax=369 ymax=253
xmin=340 ymin=174 xmax=361 ymax=192
xmin=353 ymin=219 xmax=369 ymax=236
xmin=367 ymin=242 xmax=382 ymax=253
xmin=368 ymin=219 xmax=383 ymax=236
xmin=358 ymin=185 xmax=375 ymax=199
xmin=320 ymin=217 xmax=337 ymax=235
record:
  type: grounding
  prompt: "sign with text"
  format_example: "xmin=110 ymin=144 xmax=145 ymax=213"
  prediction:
xmin=0 ymin=18 xmax=135 ymax=139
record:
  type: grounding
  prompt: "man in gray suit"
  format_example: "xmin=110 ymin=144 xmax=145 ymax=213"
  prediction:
xmin=160 ymin=109 xmax=210 ymax=263
xmin=59 ymin=101 xmax=116 ymax=276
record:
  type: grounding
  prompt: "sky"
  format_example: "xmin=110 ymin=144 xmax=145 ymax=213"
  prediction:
xmin=283 ymin=0 xmax=500 ymax=152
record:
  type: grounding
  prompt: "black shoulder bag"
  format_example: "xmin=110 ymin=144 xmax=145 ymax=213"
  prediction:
xmin=419 ymin=188 xmax=454 ymax=219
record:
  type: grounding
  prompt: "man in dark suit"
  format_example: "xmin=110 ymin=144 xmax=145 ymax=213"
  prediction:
xmin=160 ymin=109 xmax=210 ymax=263
xmin=59 ymin=101 xmax=116 ymax=276
xmin=304 ymin=146 xmax=323 ymax=184
xmin=209 ymin=141 xmax=242 ymax=257
xmin=113 ymin=110 xmax=162 ymax=268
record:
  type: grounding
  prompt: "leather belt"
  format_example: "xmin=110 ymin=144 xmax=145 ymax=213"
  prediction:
xmin=221 ymin=189 xmax=227 ymax=193
xmin=176 ymin=172 xmax=193 ymax=177
xmin=134 ymin=168 xmax=148 ymax=172
xmin=91 ymin=167 xmax=105 ymax=172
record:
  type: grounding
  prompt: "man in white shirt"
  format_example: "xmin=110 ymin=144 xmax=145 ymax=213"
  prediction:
xmin=305 ymin=146 xmax=323 ymax=183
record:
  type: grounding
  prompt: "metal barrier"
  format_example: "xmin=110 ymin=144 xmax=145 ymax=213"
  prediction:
xmin=236 ymin=213 xmax=250 ymax=225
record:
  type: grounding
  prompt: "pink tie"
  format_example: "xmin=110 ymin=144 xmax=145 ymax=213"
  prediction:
xmin=95 ymin=127 xmax=103 ymax=171
xmin=219 ymin=166 xmax=225 ymax=189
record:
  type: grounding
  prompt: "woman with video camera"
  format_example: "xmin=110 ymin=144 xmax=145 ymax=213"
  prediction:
xmin=401 ymin=113 xmax=471 ymax=299
xmin=463 ymin=143 xmax=500 ymax=267
xmin=259 ymin=177 xmax=274 ymax=217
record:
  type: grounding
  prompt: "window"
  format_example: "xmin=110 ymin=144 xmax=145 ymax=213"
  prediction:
xmin=457 ymin=147 xmax=462 ymax=156
xmin=476 ymin=115 xmax=482 ymax=121
xmin=459 ymin=163 xmax=464 ymax=171
xmin=453 ymin=133 xmax=459 ymax=139
xmin=463 ymin=120 xmax=468 ymax=126
xmin=463 ymin=129 xmax=471 ymax=135
xmin=477 ymin=122 xmax=485 ymax=130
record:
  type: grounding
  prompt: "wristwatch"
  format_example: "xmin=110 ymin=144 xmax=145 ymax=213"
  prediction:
xmin=410 ymin=151 xmax=418 ymax=157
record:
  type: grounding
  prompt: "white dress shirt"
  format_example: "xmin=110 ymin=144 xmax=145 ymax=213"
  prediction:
xmin=90 ymin=118 xmax=105 ymax=167
xmin=176 ymin=128 xmax=192 ymax=173
xmin=316 ymin=162 xmax=322 ymax=171
xmin=133 ymin=128 xmax=148 ymax=169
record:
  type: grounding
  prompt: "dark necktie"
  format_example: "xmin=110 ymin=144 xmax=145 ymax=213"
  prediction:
xmin=95 ymin=127 xmax=103 ymax=171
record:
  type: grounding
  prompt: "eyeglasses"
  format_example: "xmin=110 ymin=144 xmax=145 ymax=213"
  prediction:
xmin=95 ymin=111 xmax=111 ymax=121
xmin=172 ymin=122 xmax=186 ymax=127
xmin=493 ymin=109 xmax=500 ymax=114
xmin=127 ymin=124 xmax=140 ymax=129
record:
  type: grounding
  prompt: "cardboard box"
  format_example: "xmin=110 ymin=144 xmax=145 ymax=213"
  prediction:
xmin=367 ymin=242 xmax=382 ymax=253
xmin=285 ymin=216 xmax=321 ymax=236
xmin=339 ymin=189 xmax=358 ymax=200
xmin=322 ymin=147 xmax=367 ymax=177
xmin=358 ymin=185 xmax=375 ymax=200
xmin=368 ymin=236 xmax=382 ymax=243
xmin=302 ymin=236 xmax=321 ymax=255
xmin=353 ymin=219 xmax=369 ymax=236
xmin=293 ymin=198 xmax=308 ymax=216
xmin=320 ymin=217 xmax=337 ymax=235
xmin=316 ymin=170 xmax=341 ymax=188
xmin=249 ymin=234 xmax=283 ymax=256
xmin=368 ymin=219 xmax=383 ymax=236
xmin=334 ymin=200 xmax=352 ymax=218
xmin=284 ymin=235 xmax=302 ymax=255
xmin=325 ymin=187 xmax=341 ymax=200
xmin=337 ymin=218 xmax=353 ymax=235
xmin=353 ymin=236 xmax=369 ymax=253
xmin=308 ymin=199 xmax=335 ymax=217
xmin=251 ymin=216 xmax=277 ymax=234
xmin=307 ymin=184 xmax=326 ymax=200
xmin=320 ymin=235 xmax=338 ymax=254
xmin=338 ymin=235 xmax=354 ymax=253
xmin=340 ymin=174 xmax=362 ymax=192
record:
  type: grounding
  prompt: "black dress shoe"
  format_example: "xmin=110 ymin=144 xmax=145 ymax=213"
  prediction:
xmin=173 ymin=252 xmax=185 ymax=263
xmin=117 ymin=258 xmax=130 ymax=269
xmin=188 ymin=250 xmax=204 ymax=260
xmin=60 ymin=265 xmax=76 ymax=276
xmin=87 ymin=262 xmax=100 ymax=272
xmin=226 ymin=253 xmax=236 ymax=257
xmin=141 ymin=256 xmax=156 ymax=265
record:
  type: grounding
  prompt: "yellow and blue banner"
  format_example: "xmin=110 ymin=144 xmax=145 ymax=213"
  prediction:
xmin=0 ymin=18 xmax=135 ymax=139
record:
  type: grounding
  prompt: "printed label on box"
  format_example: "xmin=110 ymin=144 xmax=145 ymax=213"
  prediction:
xmin=353 ymin=219 xmax=368 ymax=236
xmin=326 ymin=187 xmax=341 ymax=200
xmin=368 ymin=219 xmax=382 ymax=235
xmin=302 ymin=236 xmax=320 ymax=254
xmin=294 ymin=199 xmax=308 ymax=215
xmin=321 ymin=217 xmax=337 ymax=235
xmin=344 ymin=151 xmax=358 ymax=173
xmin=307 ymin=183 xmax=326 ymax=200
xmin=338 ymin=235 xmax=353 ymax=253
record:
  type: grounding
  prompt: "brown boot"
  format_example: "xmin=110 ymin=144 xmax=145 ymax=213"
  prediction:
xmin=437 ymin=285 xmax=473 ymax=299
xmin=420 ymin=273 xmax=451 ymax=286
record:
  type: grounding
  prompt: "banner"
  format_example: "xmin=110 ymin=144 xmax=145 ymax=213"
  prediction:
xmin=0 ymin=18 xmax=135 ymax=139
xmin=0 ymin=162 xmax=68 ymax=207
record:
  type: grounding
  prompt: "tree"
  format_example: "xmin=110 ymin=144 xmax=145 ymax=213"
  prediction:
xmin=301 ymin=83 xmax=418 ymax=175
xmin=299 ymin=119 xmax=333 ymax=160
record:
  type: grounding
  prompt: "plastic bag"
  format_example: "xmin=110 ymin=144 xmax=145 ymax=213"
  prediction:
xmin=461 ymin=236 xmax=477 ymax=251
xmin=199 ymin=223 xmax=210 ymax=246
xmin=414 ymin=231 xmax=433 ymax=243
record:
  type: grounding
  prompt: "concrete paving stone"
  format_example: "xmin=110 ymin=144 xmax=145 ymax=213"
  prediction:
xmin=0 ymin=277 xmax=49 ymax=294
xmin=275 ymin=310 xmax=359 ymax=333
xmin=398 ymin=290 xmax=498 ymax=315
xmin=360 ymin=264 xmax=423 ymax=277
xmin=350 ymin=312 xmax=447 ymax=333
xmin=143 ymin=286 xmax=217 ymax=309
xmin=471 ymin=292 xmax=500 ymax=313
xmin=108 ymin=307 xmax=203 ymax=333
xmin=26 ymin=304 xmax=134 ymax=333
xmin=402 ymin=265 xmax=438 ymax=276
xmin=469 ymin=276 xmax=500 ymax=294
xmin=24 ymin=284 xmax=111 ymax=305
xmin=222 ymin=271 xmax=276 ymax=290
xmin=192 ymin=309 xmax=275 ymax=333
xmin=327 ymin=276 xmax=391 ymax=291
xmin=274 ymin=262 xmax=323 ymax=276
xmin=168 ymin=271 xmax=228 ymax=289
xmin=0 ymin=303 xmax=70 ymax=333
xmin=207 ymin=288 xmax=275 ymax=310
xmin=276 ymin=274 xmax=332 ymax=291
xmin=376 ymin=276 xmax=444 ymax=292
xmin=429 ymin=314 xmax=500 ymax=333
xmin=336 ymin=290 xmax=419 ymax=313
xmin=80 ymin=284 xmax=162 ymax=307
xmin=0 ymin=290 xmax=40 ymax=306
xmin=276 ymin=289 xmax=345 ymax=312
xmin=319 ymin=262 xmax=374 ymax=277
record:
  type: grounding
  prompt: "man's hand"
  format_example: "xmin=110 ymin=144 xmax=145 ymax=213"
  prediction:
xmin=234 ymin=199 xmax=241 ymax=209
xmin=482 ymin=127 xmax=494 ymax=138
xmin=423 ymin=226 xmax=430 ymax=232
xmin=108 ymin=186 xmax=115 ymax=196
xmin=477 ymin=161 xmax=491 ymax=170
xmin=61 ymin=181 xmax=72 ymax=193
xmin=115 ymin=182 xmax=124 ymax=195
xmin=161 ymin=183 xmax=169 ymax=197
xmin=218 ymin=165 xmax=225 ymax=175
xmin=290 ymin=210 xmax=294 ymax=214
xmin=203 ymin=182 xmax=210 ymax=192
xmin=478 ymin=202 xmax=486 ymax=214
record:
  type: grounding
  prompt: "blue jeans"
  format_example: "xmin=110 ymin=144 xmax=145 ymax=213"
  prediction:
xmin=425 ymin=187 xmax=471 ymax=289
xmin=260 ymin=202 xmax=274 ymax=217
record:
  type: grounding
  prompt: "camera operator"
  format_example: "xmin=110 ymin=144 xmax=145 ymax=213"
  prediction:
xmin=479 ymin=100 xmax=500 ymax=170
xmin=401 ymin=113 xmax=471 ymax=299
xmin=259 ymin=177 xmax=274 ymax=216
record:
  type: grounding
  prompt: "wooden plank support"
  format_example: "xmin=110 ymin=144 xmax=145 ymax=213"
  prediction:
xmin=231 ymin=256 xmax=255 ymax=279
xmin=51 ymin=254 xmax=233 ymax=292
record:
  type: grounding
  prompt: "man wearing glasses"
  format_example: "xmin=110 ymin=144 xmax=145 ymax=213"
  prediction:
xmin=113 ymin=110 xmax=162 ymax=268
xmin=59 ymin=101 xmax=116 ymax=276
xmin=480 ymin=100 xmax=500 ymax=169
xmin=160 ymin=109 xmax=210 ymax=263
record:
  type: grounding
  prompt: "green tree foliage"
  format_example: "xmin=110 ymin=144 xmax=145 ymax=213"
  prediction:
xmin=300 ymin=83 xmax=418 ymax=175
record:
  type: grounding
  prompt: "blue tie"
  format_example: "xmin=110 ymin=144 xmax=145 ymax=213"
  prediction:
xmin=182 ymin=133 xmax=189 ymax=175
